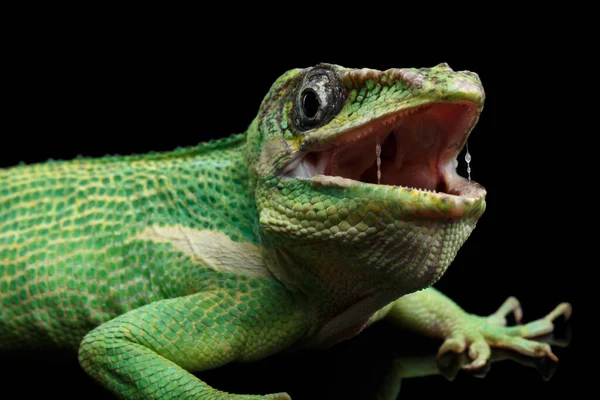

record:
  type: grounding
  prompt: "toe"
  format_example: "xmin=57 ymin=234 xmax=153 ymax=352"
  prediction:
xmin=489 ymin=296 xmax=523 ymax=325
xmin=438 ymin=334 xmax=467 ymax=357
xmin=504 ymin=319 xmax=554 ymax=338
xmin=544 ymin=303 xmax=572 ymax=322
xmin=496 ymin=336 xmax=559 ymax=362
xmin=464 ymin=339 xmax=491 ymax=370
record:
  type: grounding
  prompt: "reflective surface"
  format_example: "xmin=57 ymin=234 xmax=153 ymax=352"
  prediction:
xmin=1 ymin=31 xmax=582 ymax=399
xmin=0 ymin=319 xmax=574 ymax=399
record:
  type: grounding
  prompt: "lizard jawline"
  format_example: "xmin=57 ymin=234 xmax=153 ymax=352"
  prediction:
xmin=284 ymin=102 xmax=484 ymax=199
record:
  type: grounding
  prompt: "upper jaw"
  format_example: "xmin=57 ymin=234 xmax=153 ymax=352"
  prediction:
xmin=283 ymin=101 xmax=486 ymax=205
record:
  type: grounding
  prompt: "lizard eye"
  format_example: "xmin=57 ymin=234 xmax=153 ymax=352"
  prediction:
xmin=301 ymin=89 xmax=320 ymax=119
xmin=295 ymin=67 xmax=345 ymax=132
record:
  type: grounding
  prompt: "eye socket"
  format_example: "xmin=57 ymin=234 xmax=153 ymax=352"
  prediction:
xmin=301 ymin=89 xmax=320 ymax=119
xmin=294 ymin=66 xmax=345 ymax=132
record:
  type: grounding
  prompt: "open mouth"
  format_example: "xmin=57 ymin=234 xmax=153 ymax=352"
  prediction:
xmin=284 ymin=101 xmax=485 ymax=199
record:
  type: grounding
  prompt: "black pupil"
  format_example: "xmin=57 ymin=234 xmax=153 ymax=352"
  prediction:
xmin=302 ymin=90 xmax=320 ymax=119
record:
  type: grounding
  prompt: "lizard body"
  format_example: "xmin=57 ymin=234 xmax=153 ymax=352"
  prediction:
xmin=0 ymin=63 xmax=571 ymax=399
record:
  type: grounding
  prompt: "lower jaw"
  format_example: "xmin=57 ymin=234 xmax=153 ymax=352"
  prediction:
xmin=307 ymin=173 xmax=486 ymax=220
xmin=311 ymin=169 xmax=484 ymax=198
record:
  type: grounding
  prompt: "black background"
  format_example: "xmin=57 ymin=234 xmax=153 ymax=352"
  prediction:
xmin=0 ymin=17 xmax=584 ymax=399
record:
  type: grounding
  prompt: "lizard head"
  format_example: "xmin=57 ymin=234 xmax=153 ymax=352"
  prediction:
xmin=246 ymin=63 xmax=486 ymax=313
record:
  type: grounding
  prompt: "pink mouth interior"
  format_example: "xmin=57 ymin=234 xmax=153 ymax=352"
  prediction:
xmin=307 ymin=102 xmax=478 ymax=193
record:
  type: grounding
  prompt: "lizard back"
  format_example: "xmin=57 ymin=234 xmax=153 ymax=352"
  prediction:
xmin=0 ymin=134 xmax=261 ymax=349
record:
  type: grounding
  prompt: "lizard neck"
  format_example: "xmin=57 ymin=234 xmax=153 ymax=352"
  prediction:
xmin=263 ymin=243 xmax=400 ymax=348
xmin=147 ymin=133 xmax=261 ymax=245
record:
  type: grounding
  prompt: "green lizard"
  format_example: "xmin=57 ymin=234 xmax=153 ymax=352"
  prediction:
xmin=0 ymin=62 xmax=571 ymax=399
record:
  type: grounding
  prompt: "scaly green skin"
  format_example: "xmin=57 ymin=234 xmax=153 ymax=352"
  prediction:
xmin=0 ymin=63 xmax=570 ymax=399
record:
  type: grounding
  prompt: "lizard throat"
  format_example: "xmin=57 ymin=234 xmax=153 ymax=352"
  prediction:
xmin=284 ymin=102 xmax=484 ymax=199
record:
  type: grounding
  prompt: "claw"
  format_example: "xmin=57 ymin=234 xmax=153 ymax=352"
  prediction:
xmin=501 ymin=302 xmax=572 ymax=339
xmin=544 ymin=302 xmax=572 ymax=322
xmin=545 ymin=348 xmax=559 ymax=362
xmin=436 ymin=300 xmax=572 ymax=378
xmin=464 ymin=340 xmax=491 ymax=370
xmin=438 ymin=335 xmax=467 ymax=357
xmin=533 ymin=342 xmax=558 ymax=362
xmin=489 ymin=296 xmax=523 ymax=325
xmin=496 ymin=336 xmax=559 ymax=362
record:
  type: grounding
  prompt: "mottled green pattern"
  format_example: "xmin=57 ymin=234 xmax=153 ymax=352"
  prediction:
xmin=0 ymin=63 xmax=569 ymax=399
xmin=0 ymin=134 xmax=264 ymax=347
xmin=256 ymin=178 xmax=479 ymax=334
xmin=79 ymin=282 xmax=304 ymax=399
xmin=245 ymin=63 xmax=487 ymax=347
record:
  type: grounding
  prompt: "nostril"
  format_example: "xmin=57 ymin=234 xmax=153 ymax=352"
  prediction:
xmin=436 ymin=62 xmax=453 ymax=71
xmin=463 ymin=70 xmax=479 ymax=79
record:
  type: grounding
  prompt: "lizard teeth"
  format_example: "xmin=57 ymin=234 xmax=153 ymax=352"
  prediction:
xmin=283 ymin=154 xmax=327 ymax=179
xmin=282 ymin=156 xmax=303 ymax=174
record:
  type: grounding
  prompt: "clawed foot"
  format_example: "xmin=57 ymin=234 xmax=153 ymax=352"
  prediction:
xmin=437 ymin=298 xmax=572 ymax=370
xmin=438 ymin=333 xmax=570 ymax=381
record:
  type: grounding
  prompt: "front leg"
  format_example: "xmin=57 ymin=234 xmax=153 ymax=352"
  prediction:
xmin=374 ymin=333 xmax=569 ymax=400
xmin=370 ymin=288 xmax=571 ymax=369
xmin=79 ymin=287 xmax=307 ymax=399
